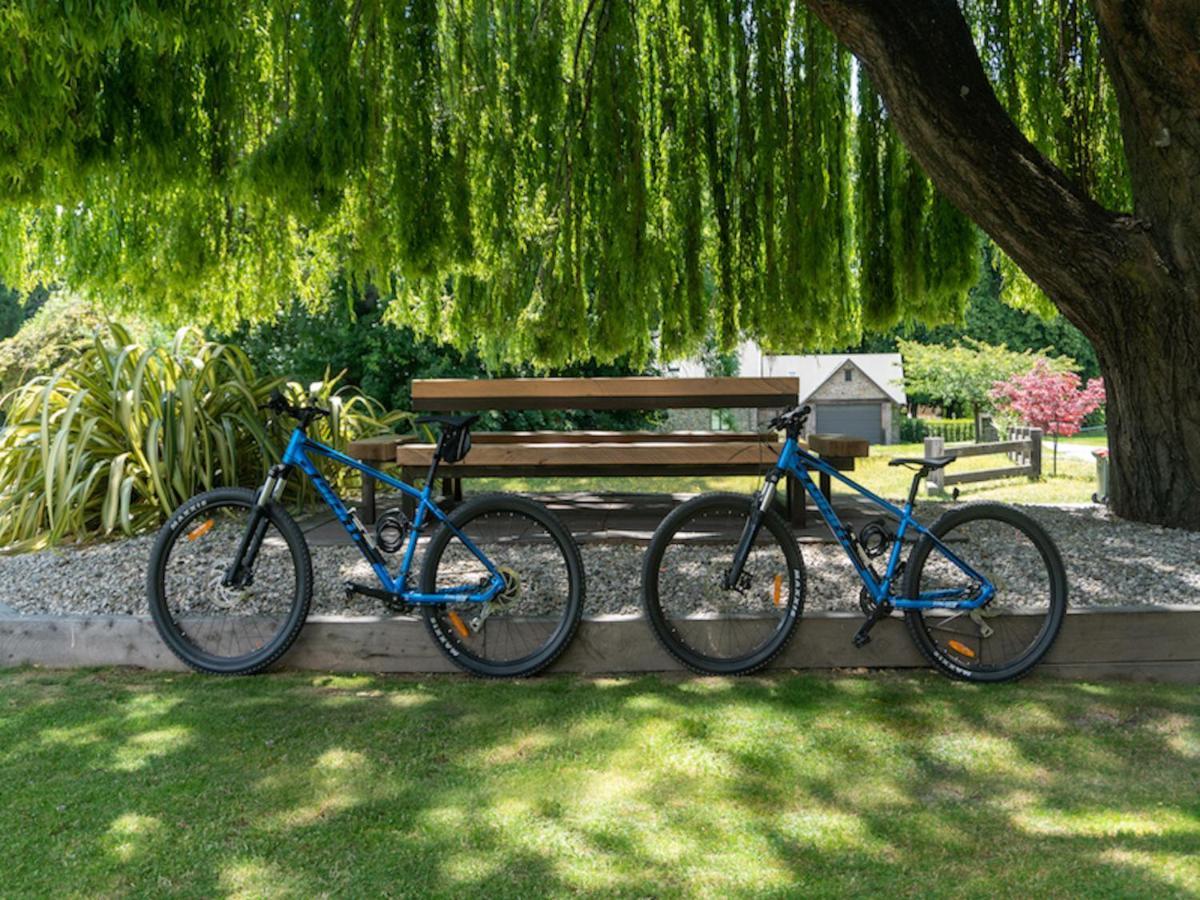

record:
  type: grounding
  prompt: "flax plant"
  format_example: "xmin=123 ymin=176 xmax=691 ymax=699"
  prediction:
xmin=0 ymin=325 xmax=407 ymax=549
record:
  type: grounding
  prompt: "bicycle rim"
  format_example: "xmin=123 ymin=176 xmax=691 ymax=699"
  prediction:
xmin=150 ymin=493 xmax=309 ymax=673
xmin=421 ymin=497 xmax=582 ymax=676
xmin=644 ymin=493 xmax=804 ymax=674
xmin=904 ymin=506 xmax=1066 ymax=680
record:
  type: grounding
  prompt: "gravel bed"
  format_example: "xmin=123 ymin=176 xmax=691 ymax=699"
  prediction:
xmin=1 ymin=505 xmax=1197 ymax=617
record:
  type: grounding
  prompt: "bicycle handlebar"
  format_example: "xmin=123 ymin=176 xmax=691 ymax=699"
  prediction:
xmin=768 ymin=404 xmax=811 ymax=434
xmin=262 ymin=389 xmax=331 ymax=424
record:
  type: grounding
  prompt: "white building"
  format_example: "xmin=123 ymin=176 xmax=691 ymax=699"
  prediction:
xmin=672 ymin=342 xmax=907 ymax=444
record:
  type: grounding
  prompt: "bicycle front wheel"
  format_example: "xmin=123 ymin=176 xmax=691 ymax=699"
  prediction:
xmin=146 ymin=488 xmax=312 ymax=675
xmin=420 ymin=494 xmax=584 ymax=677
xmin=902 ymin=503 xmax=1067 ymax=683
xmin=642 ymin=492 xmax=805 ymax=675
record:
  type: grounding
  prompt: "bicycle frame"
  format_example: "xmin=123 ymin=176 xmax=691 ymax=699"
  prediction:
xmin=774 ymin=437 xmax=995 ymax=610
xmin=269 ymin=428 xmax=505 ymax=605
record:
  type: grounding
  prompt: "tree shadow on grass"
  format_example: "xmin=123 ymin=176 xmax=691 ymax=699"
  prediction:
xmin=0 ymin=668 xmax=1197 ymax=897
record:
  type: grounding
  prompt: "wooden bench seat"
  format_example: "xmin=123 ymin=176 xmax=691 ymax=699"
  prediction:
xmin=392 ymin=437 xmax=803 ymax=521
xmin=395 ymin=439 xmax=784 ymax=473
xmin=468 ymin=430 xmax=781 ymax=444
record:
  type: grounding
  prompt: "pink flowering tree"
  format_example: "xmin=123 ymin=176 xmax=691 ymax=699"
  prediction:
xmin=991 ymin=361 xmax=1106 ymax=475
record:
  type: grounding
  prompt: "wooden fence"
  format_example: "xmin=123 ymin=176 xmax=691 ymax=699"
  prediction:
xmin=924 ymin=427 xmax=1042 ymax=494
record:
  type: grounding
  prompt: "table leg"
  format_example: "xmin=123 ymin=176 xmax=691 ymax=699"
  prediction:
xmin=361 ymin=474 xmax=377 ymax=525
xmin=787 ymin=473 xmax=806 ymax=527
xmin=819 ymin=470 xmax=832 ymax=502
xmin=400 ymin=470 xmax=416 ymax=519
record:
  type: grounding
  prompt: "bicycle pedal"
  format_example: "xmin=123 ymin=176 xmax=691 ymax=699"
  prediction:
xmin=852 ymin=612 xmax=884 ymax=649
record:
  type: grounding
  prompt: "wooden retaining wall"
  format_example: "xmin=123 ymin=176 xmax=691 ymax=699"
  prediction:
xmin=2 ymin=606 xmax=1199 ymax=681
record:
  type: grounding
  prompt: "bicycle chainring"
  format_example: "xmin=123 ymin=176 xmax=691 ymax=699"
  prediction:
xmin=858 ymin=585 xmax=895 ymax=619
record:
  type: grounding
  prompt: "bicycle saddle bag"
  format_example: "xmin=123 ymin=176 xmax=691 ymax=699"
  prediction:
xmin=439 ymin=425 xmax=472 ymax=463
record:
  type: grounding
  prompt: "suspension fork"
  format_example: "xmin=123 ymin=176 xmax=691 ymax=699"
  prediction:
xmin=224 ymin=464 xmax=290 ymax=588
xmin=723 ymin=470 xmax=783 ymax=590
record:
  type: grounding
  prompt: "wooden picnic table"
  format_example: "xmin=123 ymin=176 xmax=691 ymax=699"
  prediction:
xmin=349 ymin=377 xmax=870 ymax=527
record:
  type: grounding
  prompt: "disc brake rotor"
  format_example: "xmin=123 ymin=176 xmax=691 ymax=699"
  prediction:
xmin=206 ymin=572 xmax=245 ymax=610
xmin=497 ymin=566 xmax=521 ymax=604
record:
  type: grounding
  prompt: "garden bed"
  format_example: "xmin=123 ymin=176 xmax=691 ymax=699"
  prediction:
xmin=2 ymin=503 xmax=1198 ymax=681
xmin=1 ymin=505 xmax=1196 ymax=617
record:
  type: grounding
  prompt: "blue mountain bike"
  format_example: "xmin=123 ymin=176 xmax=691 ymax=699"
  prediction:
xmin=641 ymin=405 xmax=1067 ymax=682
xmin=147 ymin=392 xmax=584 ymax=677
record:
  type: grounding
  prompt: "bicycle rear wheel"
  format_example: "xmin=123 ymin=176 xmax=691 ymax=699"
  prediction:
xmin=420 ymin=494 xmax=584 ymax=677
xmin=147 ymin=488 xmax=312 ymax=675
xmin=902 ymin=503 xmax=1067 ymax=682
xmin=641 ymin=492 xmax=805 ymax=675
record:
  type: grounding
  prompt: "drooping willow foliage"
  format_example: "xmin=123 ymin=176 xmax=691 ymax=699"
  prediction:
xmin=0 ymin=1 xmax=1128 ymax=365
xmin=965 ymin=0 xmax=1130 ymax=313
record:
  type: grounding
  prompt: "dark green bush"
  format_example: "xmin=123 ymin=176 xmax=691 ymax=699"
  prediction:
xmin=223 ymin=285 xmax=664 ymax=431
xmin=899 ymin=416 xmax=975 ymax=444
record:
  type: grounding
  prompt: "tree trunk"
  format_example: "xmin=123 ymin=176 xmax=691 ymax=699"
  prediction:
xmin=804 ymin=0 xmax=1200 ymax=529
xmin=1094 ymin=288 xmax=1200 ymax=529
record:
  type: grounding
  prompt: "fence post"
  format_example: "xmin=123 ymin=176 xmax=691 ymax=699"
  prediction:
xmin=1028 ymin=428 xmax=1042 ymax=479
xmin=924 ymin=435 xmax=945 ymax=494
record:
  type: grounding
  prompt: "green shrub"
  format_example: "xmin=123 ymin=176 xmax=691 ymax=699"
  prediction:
xmin=0 ymin=325 xmax=406 ymax=549
xmin=223 ymin=290 xmax=665 ymax=432
xmin=899 ymin=416 xmax=975 ymax=443
xmin=0 ymin=293 xmax=110 ymax=404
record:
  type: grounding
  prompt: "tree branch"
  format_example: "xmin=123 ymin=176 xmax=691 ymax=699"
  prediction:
xmin=1093 ymin=0 xmax=1200 ymax=291
xmin=802 ymin=0 xmax=1161 ymax=334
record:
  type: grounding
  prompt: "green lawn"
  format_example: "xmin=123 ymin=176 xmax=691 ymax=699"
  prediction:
xmin=3 ymin=669 xmax=1198 ymax=897
xmin=474 ymin=441 xmax=1098 ymax=505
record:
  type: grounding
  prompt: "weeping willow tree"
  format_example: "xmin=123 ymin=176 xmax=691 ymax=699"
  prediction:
xmin=2 ymin=1 xmax=1198 ymax=529
xmin=0 ymin=0 xmax=982 ymax=367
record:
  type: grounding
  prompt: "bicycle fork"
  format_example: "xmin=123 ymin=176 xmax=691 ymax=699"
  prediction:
xmin=224 ymin=464 xmax=290 ymax=588
xmin=723 ymin=471 xmax=783 ymax=591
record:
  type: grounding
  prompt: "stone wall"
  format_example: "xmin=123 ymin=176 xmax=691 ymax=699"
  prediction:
xmin=810 ymin=362 xmax=888 ymax=402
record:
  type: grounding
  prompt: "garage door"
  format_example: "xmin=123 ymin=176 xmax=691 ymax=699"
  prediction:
xmin=814 ymin=402 xmax=883 ymax=444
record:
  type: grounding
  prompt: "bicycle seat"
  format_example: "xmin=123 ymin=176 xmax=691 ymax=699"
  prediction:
xmin=888 ymin=455 xmax=955 ymax=470
xmin=415 ymin=413 xmax=480 ymax=430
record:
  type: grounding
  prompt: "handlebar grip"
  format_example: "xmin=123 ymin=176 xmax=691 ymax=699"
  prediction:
xmin=259 ymin=388 xmax=330 ymax=423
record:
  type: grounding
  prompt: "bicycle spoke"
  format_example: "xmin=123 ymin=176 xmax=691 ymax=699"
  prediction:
xmin=643 ymin=494 xmax=804 ymax=674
